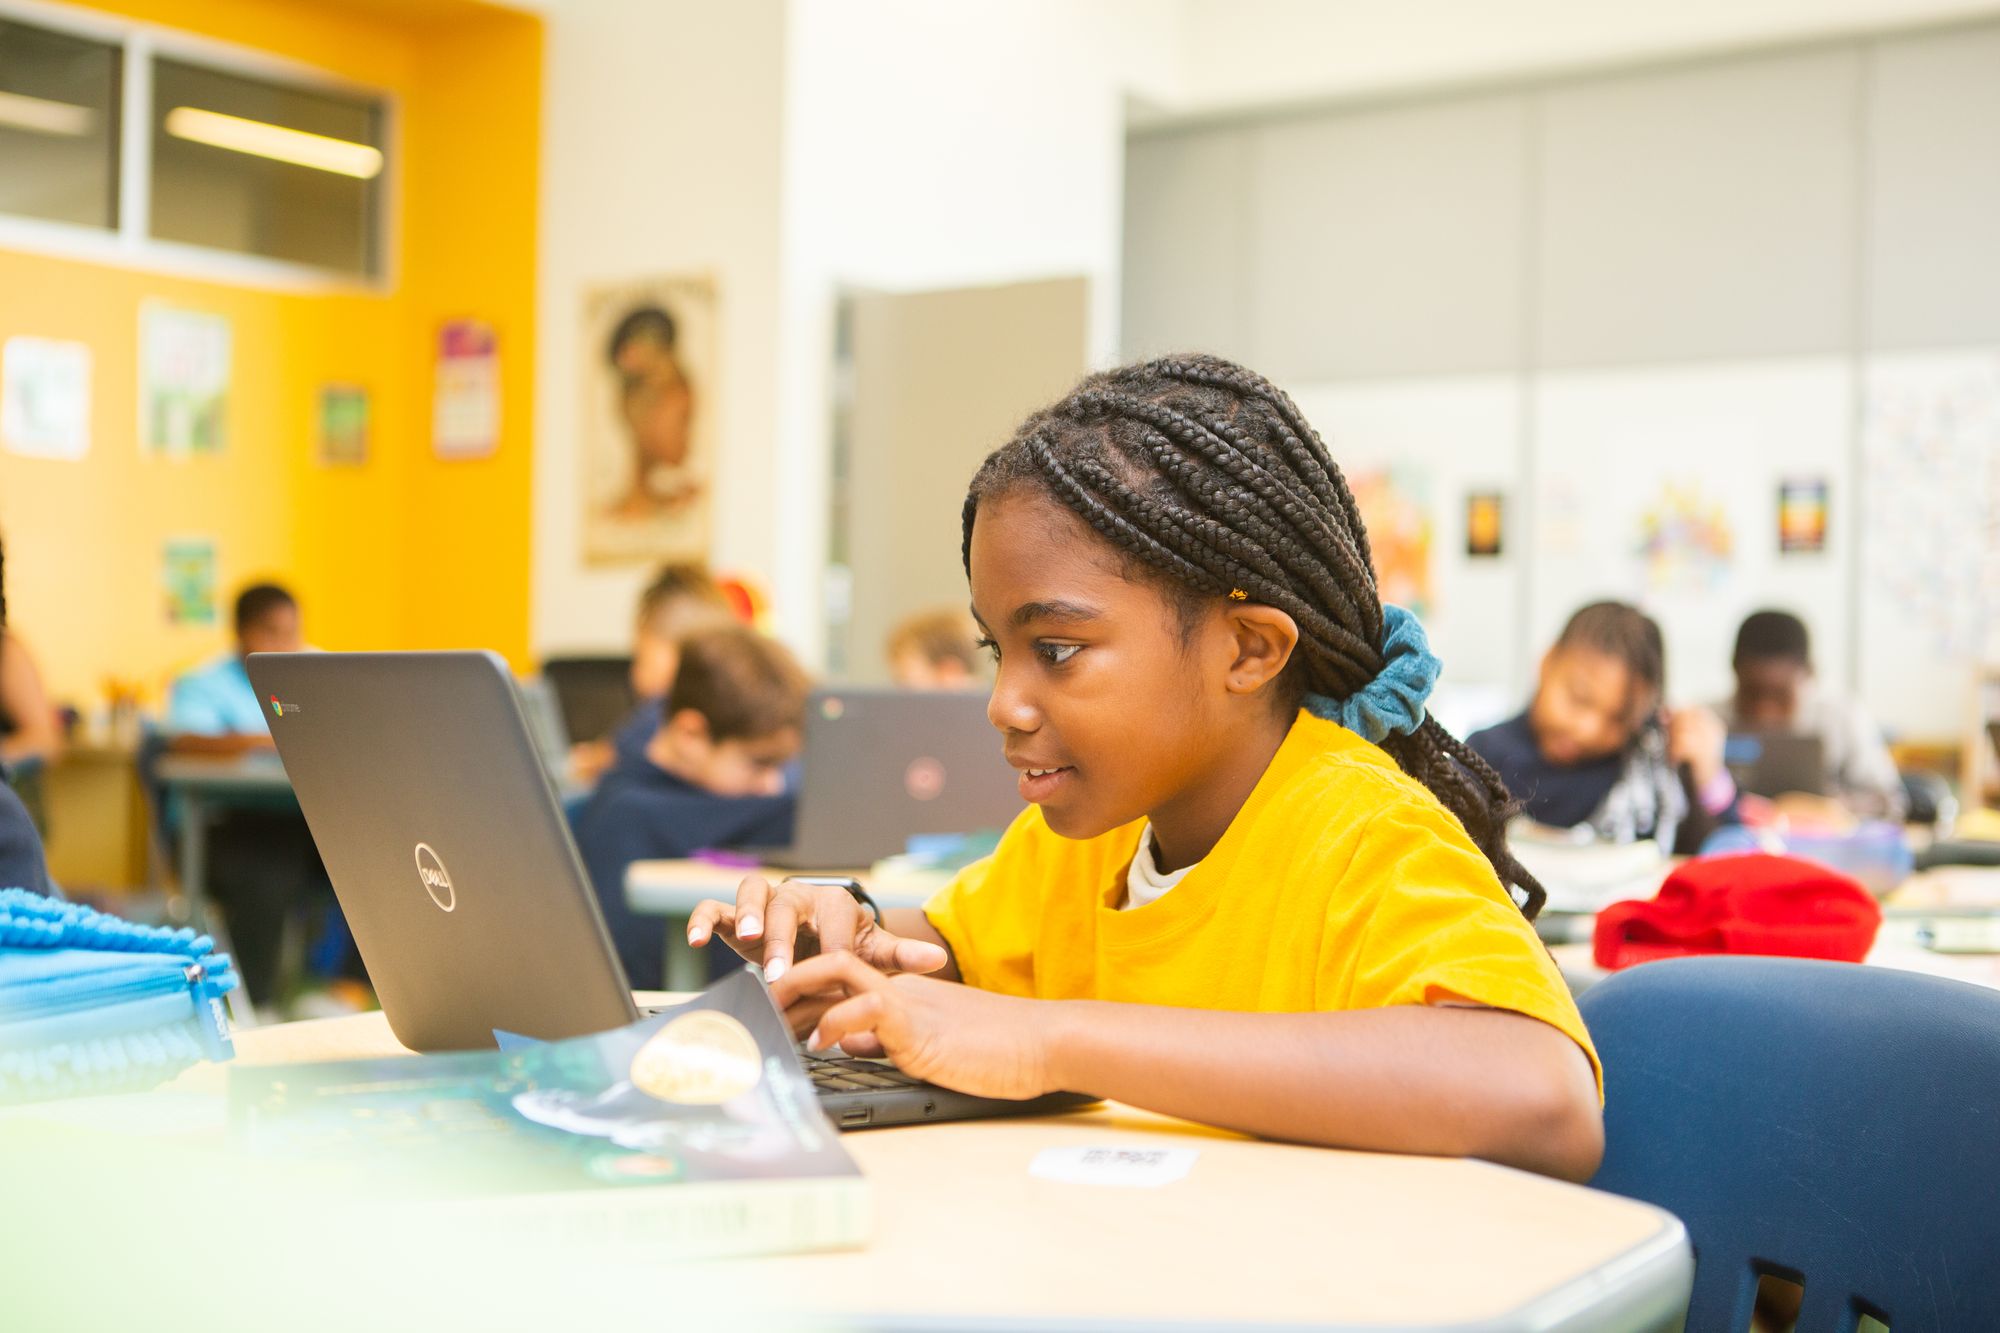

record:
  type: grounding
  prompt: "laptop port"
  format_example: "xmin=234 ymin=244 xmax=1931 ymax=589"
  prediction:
xmin=839 ymin=1106 xmax=873 ymax=1127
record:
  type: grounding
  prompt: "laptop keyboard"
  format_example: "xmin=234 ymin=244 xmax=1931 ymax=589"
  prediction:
xmin=803 ymin=1051 xmax=925 ymax=1094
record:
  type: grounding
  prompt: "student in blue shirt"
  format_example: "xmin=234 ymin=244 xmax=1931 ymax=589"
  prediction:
xmin=164 ymin=583 xmax=345 ymax=1005
xmin=0 ymin=537 xmax=52 ymax=896
xmin=1469 ymin=601 xmax=1737 ymax=855
xmin=576 ymin=626 xmax=803 ymax=988
xmin=571 ymin=562 xmax=735 ymax=784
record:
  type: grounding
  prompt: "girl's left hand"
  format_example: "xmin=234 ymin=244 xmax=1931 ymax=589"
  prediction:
xmin=769 ymin=953 xmax=1057 ymax=1102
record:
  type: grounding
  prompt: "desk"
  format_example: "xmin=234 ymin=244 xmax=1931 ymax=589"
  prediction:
xmin=1552 ymin=863 xmax=2000 ymax=994
xmin=627 ymin=859 xmax=929 ymax=990
xmin=41 ymin=742 xmax=149 ymax=891
xmin=181 ymin=1007 xmax=1692 ymax=1332
xmin=154 ymin=753 xmax=295 ymax=937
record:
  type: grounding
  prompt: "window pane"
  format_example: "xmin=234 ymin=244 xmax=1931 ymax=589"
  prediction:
xmin=0 ymin=19 xmax=121 ymax=230
xmin=150 ymin=58 xmax=383 ymax=276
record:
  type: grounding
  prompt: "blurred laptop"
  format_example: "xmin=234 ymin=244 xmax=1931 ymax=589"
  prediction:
xmin=1724 ymin=731 xmax=1828 ymax=798
xmin=749 ymin=686 xmax=1024 ymax=870
xmin=245 ymin=650 xmax=1088 ymax=1128
xmin=539 ymin=654 xmax=635 ymax=744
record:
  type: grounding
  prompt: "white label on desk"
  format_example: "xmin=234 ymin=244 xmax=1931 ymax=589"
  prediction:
xmin=1029 ymin=1145 xmax=1198 ymax=1188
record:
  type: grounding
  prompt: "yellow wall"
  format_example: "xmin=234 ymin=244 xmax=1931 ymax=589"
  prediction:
xmin=0 ymin=0 xmax=539 ymax=710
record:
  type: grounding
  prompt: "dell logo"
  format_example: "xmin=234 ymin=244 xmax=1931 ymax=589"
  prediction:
xmin=413 ymin=842 xmax=456 ymax=912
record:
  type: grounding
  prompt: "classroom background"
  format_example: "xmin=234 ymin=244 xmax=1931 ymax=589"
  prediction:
xmin=1 ymin=0 xmax=1998 ymax=934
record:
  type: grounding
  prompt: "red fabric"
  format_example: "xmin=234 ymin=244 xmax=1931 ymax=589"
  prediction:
xmin=1593 ymin=852 xmax=1882 ymax=971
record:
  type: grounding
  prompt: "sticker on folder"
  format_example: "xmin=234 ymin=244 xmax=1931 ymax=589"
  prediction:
xmin=1029 ymin=1145 xmax=1199 ymax=1188
xmin=631 ymin=1010 xmax=762 ymax=1104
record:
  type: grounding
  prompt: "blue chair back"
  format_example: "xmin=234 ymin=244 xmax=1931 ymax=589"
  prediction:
xmin=1580 ymin=955 xmax=2000 ymax=1332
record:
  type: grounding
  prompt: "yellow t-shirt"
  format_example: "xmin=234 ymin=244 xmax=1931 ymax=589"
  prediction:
xmin=924 ymin=710 xmax=1600 ymax=1089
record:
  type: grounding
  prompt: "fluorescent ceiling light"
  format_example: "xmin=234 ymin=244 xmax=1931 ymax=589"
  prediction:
xmin=0 ymin=90 xmax=95 ymax=136
xmin=164 ymin=106 xmax=382 ymax=179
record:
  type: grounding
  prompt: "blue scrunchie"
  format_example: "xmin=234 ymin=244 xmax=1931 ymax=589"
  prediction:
xmin=1304 ymin=604 xmax=1441 ymax=744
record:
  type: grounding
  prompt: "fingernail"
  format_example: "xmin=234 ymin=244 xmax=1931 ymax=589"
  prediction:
xmin=739 ymin=914 xmax=761 ymax=938
xmin=765 ymin=957 xmax=786 ymax=982
xmin=805 ymin=1026 xmax=823 ymax=1049
xmin=687 ymin=925 xmax=707 ymax=945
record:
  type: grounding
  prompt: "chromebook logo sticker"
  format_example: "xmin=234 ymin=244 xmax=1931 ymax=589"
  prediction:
xmin=414 ymin=843 xmax=456 ymax=913
xmin=269 ymin=695 xmax=283 ymax=717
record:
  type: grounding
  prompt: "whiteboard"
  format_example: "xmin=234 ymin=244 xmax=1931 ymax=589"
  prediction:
xmin=1530 ymin=360 xmax=1853 ymax=711
xmin=1857 ymin=349 xmax=2000 ymax=737
xmin=1288 ymin=377 xmax=1527 ymax=701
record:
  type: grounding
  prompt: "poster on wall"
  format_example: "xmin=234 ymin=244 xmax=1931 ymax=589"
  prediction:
xmin=1861 ymin=352 xmax=2000 ymax=661
xmin=0 ymin=336 xmax=91 ymax=461
xmin=1465 ymin=491 xmax=1504 ymax=558
xmin=1635 ymin=480 xmax=1734 ymax=594
xmin=1349 ymin=466 xmax=1433 ymax=617
xmin=1777 ymin=477 xmax=1828 ymax=555
xmin=317 ymin=384 xmax=370 ymax=466
xmin=433 ymin=319 xmax=500 ymax=459
xmin=162 ymin=537 xmax=217 ymax=626
xmin=580 ymin=274 xmax=717 ymax=567
xmin=139 ymin=303 xmax=230 ymax=457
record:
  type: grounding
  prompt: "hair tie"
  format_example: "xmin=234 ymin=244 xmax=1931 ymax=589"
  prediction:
xmin=1303 ymin=605 xmax=1441 ymax=743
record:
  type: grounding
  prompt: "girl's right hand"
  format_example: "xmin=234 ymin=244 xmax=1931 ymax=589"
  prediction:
xmin=686 ymin=874 xmax=950 ymax=984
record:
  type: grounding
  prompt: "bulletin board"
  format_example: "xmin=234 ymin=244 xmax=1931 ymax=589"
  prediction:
xmin=1857 ymin=349 xmax=2000 ymax=738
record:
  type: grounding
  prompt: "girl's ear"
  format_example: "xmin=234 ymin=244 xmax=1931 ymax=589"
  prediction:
xmin=1221 ymin=604 xmax=1300 ymax=696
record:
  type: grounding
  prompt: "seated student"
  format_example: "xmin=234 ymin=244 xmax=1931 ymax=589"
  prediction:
xmin=1468 ymin=602 xmax=1735 ymax=855
xmin=0 ymin=539 xmax=52 ymax=896
xmin=1716 ymin=609 xmax=1906 ymax=822
xmin=576 ymin=625 xmax=805 ymax=989
xmin=572 ymin=562 xmax=736 ymax=784
xmin=885 ymin=609 xmax=982 ymax=690
xmin=165 ymin=582 xmax=343 ymax=1006
xmin=690 ymin=355 xmax=1603 ymax=1182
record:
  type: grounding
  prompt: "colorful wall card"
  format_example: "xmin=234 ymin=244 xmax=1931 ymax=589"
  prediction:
xmin=1350 ymin=466 xmax=1434 ymax=617
xmin=1465 ymin=491 xmax=1504 ymax=558
xmin=0 ymin=336 xmax=92 ymax=461
xmin=162 ymin=538 xmax=217 ymax=626
xmin=433 ymin=319 xmax=500 ymax=459
xmin=317 ymin=384 xmax=370 ymax=466
xmin=1777 ymin=477 xmax=1828 ymax=555
xmin=1635 ymin=481 xmax=1734 ymax=594
xmin=140 ymin=304 xmax=231 ymax=457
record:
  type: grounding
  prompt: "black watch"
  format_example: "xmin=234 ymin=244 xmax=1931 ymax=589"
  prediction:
xmin=782 ymin=875 xmax=881 ymax=923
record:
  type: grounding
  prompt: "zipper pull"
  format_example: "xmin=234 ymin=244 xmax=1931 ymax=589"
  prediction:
xmin=183 ymin=962 xmax=235 ymax=1062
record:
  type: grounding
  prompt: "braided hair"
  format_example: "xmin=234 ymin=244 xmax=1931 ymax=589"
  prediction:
xmin=961 ymin=354 xmax=1544 ymax=918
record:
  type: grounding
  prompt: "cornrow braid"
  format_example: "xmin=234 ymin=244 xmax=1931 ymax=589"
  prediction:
xmin=962 ymin=354 xmax=1545 ymax=919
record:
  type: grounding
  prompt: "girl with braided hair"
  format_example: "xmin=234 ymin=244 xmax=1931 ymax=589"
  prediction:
xmin=691 ymin=355 xmax=1602 ymax=1179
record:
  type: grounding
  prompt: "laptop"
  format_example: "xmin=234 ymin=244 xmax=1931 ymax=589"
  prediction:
xmin=1724 ymin=731 xmax=1828 ymax=799
xmin=245 ymin=650 xmax=1089 ymax=1130
xmin=753 ymin=686 xmax=1025 ymax=869
xmin=538 ymin=654 xmax=636 ymax=744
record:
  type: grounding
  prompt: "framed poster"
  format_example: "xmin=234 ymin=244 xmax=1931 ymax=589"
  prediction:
xmin=580 ymin=275 xmax=717 ymax=566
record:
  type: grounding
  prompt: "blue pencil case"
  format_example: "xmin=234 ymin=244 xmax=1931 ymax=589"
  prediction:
xmin=0 ymin=888 xmax=239 ymax=1103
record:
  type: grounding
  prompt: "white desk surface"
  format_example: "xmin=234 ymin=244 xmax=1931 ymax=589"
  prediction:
xmin=153 ymin=752 xmax=294 ymax=790
xmin=151 ymin=1004 xmax=1691 ymax=1332
xmin=627 ymin=858 xmax=937 ymax=915
xmin=1553 ymin=863 xmax=2000 ymax=993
